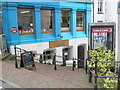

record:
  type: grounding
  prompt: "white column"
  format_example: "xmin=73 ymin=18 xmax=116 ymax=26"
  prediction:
xmin=69 ymin=47 xmax=74 ymax=60
xmin=55 ymin=47 xmax=62 ymax=61
xmin=71 ymin=45 xmax=77 ymax=59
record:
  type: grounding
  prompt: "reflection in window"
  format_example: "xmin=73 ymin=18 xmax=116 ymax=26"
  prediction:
xmin=61 ymin=10 xmax=70 ymax=32
xmin=98 ymin=0 xmax=103 ymax=14
xmin=18 ymin=8 xmax=34 ymax=35
xmin=76 ymin=11 xmax=84 ymax=31
xmin=92 ymin=28 xmax=113 ymax=50
xmin=41 ymin=9 xmax=54 ymax=33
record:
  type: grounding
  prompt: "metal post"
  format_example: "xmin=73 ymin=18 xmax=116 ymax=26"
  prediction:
xmin=53 ymin=53 xmax=57 ymax=70
xmin=44 ymin=53 xmax=46 ymax=64
xmin=72 ymin=58 xmax=76 ymax=71
xmin=89 ymin=69 xmax=92 ymax=83
xmin=118 ymin=71 xmax=120 ymax=90
xmin=85 ymin=58 xmax=88 ymax=74
xmin=63 ymin=56 xmax=66 ymax=66
xmin=39 ymin=54 xmax=43 ymax=63
xmin=14 ymin=45 xmax=18 ymax=68
xmin=94 ymin=58 xmax=98 ymax=90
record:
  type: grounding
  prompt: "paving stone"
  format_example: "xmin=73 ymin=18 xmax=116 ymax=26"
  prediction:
xmin=1 ymin=60 xmax=93 ymax=88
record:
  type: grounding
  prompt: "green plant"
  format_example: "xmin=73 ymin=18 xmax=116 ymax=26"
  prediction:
xmin=98 ymin=71 xmax=118 ymax=88
xmin=88 ymin=46 xmax=115 ymax=76
xmin=88 ymin=46 xmax=118 ymax=88
xmin=46 ymin=62 xmax=51 ymax=65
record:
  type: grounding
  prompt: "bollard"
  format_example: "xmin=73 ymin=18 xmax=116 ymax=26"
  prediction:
xmin=63 ymin=56 xmax=66 ymax=66
xmin=118 ymin=71 xmax=120 ymax=90
xmin=44 ymin=54 xmax=46 ymax=64
xmin=89 ymin=69 xmax=92 ymax=83
xmin=72 ymin=58 xmax=76 ymax=71
xmin=53 ymin=54 xmax=57 ymax=70
xmin=14 ymin=45 xmax=18 ymax=68
xmin=85 ymin=58 xmax=88 ymax=74
xmin=39 ymin=54 xmax=43 ymax=63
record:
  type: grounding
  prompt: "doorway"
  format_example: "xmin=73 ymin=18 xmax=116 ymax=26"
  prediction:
xmin=78 ymin=46 xmax=85 ymax=68
xmin=62 ymin=48 xmax=69 ymax=60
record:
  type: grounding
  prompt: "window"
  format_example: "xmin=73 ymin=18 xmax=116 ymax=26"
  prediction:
xmin=98 ymin=0 xmax=103 ymax=14
xmin=41 ymin=9 xmax=54 ymax=34
xmin=61 ymin=10 xmax=70 ymax=32
xmin=18 ymin=8 xmax=34 ymax=35
xmin=76 ymin=11 xmax=85 ymax=31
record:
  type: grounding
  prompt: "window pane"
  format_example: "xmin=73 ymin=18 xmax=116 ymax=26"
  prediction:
xmin=41 ymin=9 xmax=53 ymax=33
xmin=18 ymin=8 xmax=34 ymax=34
xmin=61 ymin=10 xmax=70 ymax=32
xmin=98 ymin=0 xmax=103 ymax=13
xmin=76 ymin=11 xmax=84 ymax=31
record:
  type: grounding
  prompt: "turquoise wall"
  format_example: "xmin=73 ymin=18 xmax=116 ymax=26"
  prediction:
xmin=2 ymin=1 xmax=93 ymax=50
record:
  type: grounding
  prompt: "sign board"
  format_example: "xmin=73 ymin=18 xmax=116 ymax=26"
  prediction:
xmin=89 ymin=22 xmax=115 ymax=50
xmin=21 ymin=51 xmax=36 ymax=70
xmin=10 ymin=27 xmax=18 ymax=33
xmin=49 ymin=40 xmax=69 ymax=48
xmin=92 ymin=28 xmax=112 ymax=33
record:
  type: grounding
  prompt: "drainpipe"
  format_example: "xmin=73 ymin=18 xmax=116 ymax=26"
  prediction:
xmin=93 ymin=0 xmax=95 ymax=22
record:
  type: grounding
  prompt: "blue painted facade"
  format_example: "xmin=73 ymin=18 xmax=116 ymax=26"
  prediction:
xmin=1 ymin=1 xmax=93 ymax=50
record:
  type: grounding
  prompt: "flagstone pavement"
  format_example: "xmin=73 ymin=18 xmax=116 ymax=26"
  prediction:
xmin=0 ymin=60 xmax=93 ymax=88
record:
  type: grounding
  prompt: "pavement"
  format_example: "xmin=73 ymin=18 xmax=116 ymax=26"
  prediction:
xmin=0 ymin=60 xmax=93 ymax=88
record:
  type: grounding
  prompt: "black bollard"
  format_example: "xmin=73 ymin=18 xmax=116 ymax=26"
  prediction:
xmin=72 ymin=58 xmax=76 ymax=71
xmin=39 ymin=54 xmax=43 ymax=63
xmin=63 ymin=56 xmax=66 ymax=66
xmin=85 ymin=58 xmax=88 ymax=74
xmin=44 ymin=54 xmax=46 ymax=64
xmin=14 ymin=45 xmax=18 ymax=68
xmin=89 ymin=69 xmax=92 ymax=83
xmin=53 ymin=54 xmax=57 ymax=70
xmin=55 ymin=64 xmax=57 ymax=70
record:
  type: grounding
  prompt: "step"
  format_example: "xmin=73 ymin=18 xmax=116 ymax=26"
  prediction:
xmin=1 ymin=53 xmax=11 ymax=61
xmin=7 ymin=55 xmax=16 ymax=60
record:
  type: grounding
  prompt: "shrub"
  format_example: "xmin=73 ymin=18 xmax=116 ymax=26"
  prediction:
xmin=88 ymin=46 xmax=118 ymax=88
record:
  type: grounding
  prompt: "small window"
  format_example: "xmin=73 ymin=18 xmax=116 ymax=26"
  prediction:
xmin=61 ymin=10 xmax=70 ymax=32
xmin=98 ymin=0 xmax=103 ymax=14
xmin=41 ymin=9 xmax=54 ymax=34
xmin=76 ymin=11 xmax=85 ymax=31
xmin=18 ymin=8 xmax=34 ymax=35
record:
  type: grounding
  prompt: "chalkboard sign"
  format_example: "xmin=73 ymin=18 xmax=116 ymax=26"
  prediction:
xmin=21 ymin=51 xmax=36 ymax=70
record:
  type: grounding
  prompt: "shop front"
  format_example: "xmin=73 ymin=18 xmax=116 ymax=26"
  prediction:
xmin=2 ymin=1 xmax=93 ymax=67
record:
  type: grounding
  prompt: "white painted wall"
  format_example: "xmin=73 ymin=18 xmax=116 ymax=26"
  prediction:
xmin=10 ymin=38 xmax=88 ymax=66
xmin=56 ymin=47 xmax=63 ymax=61
xmin=93 ymin=0 xmax=119 ymax=60
xmin=10 ymin=42 xmax=49 ymax=54
xmin=118 ymin=9 xmax=120 ymax=61
xmin=105 ymin=0 xmax=119 ymax=60
xmin=69 ymin=38 xmax=88 ymax=59
xmin=93 ymin=0 xmax=105 ymax=22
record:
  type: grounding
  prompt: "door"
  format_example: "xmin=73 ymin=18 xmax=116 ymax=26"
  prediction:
xmin=78 ymin=46 xmax=84 ymax=68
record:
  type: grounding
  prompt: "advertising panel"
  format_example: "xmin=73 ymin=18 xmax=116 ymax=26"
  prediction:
xmin=89 ymin=23 xmax=115 ymax=50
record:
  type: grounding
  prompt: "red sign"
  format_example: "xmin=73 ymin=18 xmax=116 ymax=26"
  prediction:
xmin=92 ymin=28 xmax=112 ymax=33
xmin=10 ymin=27 xmax=18 ymax=33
